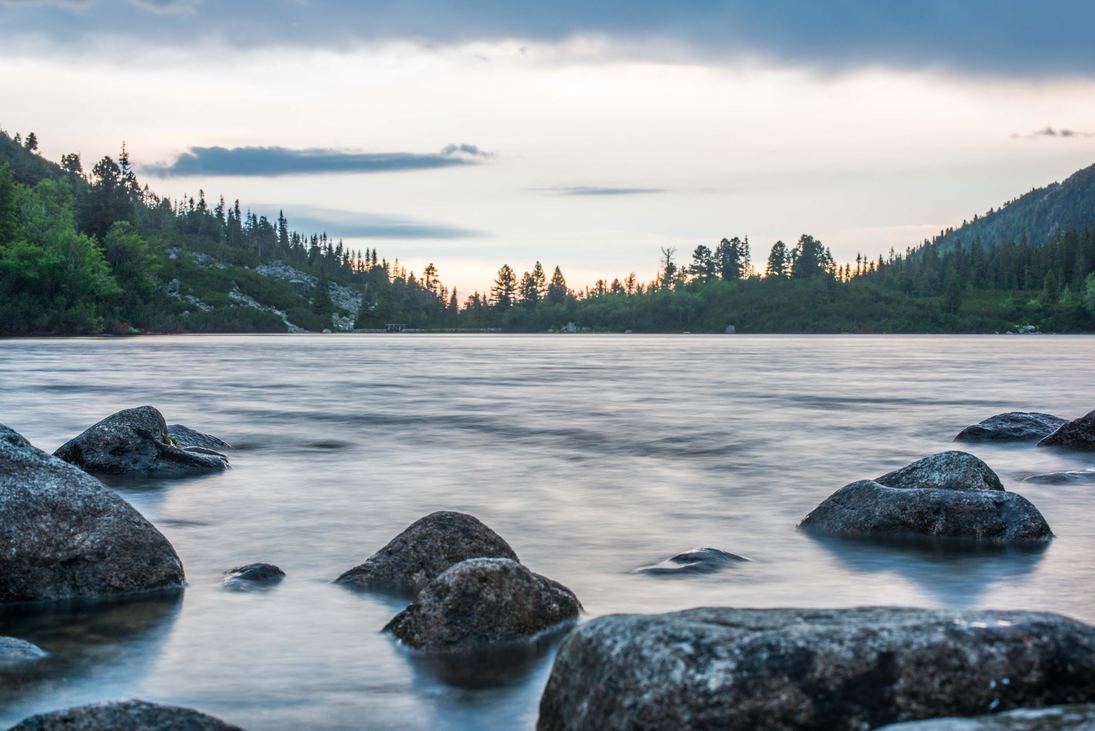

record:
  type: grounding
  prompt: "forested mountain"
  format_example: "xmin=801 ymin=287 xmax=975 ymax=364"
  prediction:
xmin=1 ymin=126 xmax=1094 ymax=335
xmin=931 ymin=162 xmax=1095 ymax=253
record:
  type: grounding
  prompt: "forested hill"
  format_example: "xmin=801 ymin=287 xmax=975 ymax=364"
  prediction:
xmin=1 ymin=126 xmax=1094 ymax=335
xmin=931 ymin=162 xmax=1095 ymax=253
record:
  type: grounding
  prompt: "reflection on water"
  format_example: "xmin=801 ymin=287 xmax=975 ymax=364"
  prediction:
xmin=0 ymin=334 xmax=1093 ymax=730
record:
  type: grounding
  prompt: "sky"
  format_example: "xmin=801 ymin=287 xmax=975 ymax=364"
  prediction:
xmin=3 ymin=1 xmax=1095 ymax=294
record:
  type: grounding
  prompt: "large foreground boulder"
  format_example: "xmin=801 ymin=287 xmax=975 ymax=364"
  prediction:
xmin=537 ymin=607 xmax=1095 ymax=731
xmin=8 ymin=700 xmax=243 ymax=730
xmin=54 ymin=406 xmax=228 ymax=477
xmin=800 ymin=451 xmax=1051 ymax=543
xmin=335 ymin=511 xmax=518 ymax=595
xmin=1037 ymin=410 xmax=1095 ymax=451
xmin=385 ymin=558 xmax=580 ymax=653
xmin=954 ymin=412 xmax=1067 ymax=442
xmin=0 ymin=425 xmax=184 ymax=603
xmin=879 ymin=704 xmax=1095 ymax=730
xmin=0 ymin=637 xmax=47 ymax=666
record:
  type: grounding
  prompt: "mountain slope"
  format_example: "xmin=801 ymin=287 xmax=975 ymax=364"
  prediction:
xmin=935 ymin=161 xmax=1095 ymax=252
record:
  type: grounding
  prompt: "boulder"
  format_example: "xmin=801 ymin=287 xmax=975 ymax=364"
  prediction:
xmin=799 ymin=452 xmax=1051 ymax=543
xmin=537 ymin=607 xmax=1095 ymax=731
xmin=385 ymin=558 xmax=580 ymax=653
xmin=954 ymin=412 xmax=1067 ymax=442
xmin=1037 ymin=410 xmax=1095 ymax=451
xmin=0 ymin=425 xmax=185 ymax=603
xmin=876 ymin=451 xmax=1004 ymax=491
xmin=167 ymin=424 xmax=231 ymax=451
xmin=222 ymin=563 xmax=284 ymax=590
xmin=0 ymin=636 xmax=47 ymax=666
xmin=878 ymin=704 xmax=1095 ymax=730
xmin=636 ymin=548 xmax=749 ymax=575
xmin=1023 ymin=469 xmax=1095 ymax=485
xmin=8 ymin=700 xmax=243 ymax=730
xmin=54 ymin=406 xmax=228 ymax=477
xmin=335 ymin=511 xmax=518 ymax=596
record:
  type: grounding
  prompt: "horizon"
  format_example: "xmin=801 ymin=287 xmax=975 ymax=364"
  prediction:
xmin=4 ymin=1 xmax=1095 ymax=294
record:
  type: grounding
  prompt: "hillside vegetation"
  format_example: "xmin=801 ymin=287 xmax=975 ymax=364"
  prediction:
xmin=1 ymin=128 xmax=1094 ymax=335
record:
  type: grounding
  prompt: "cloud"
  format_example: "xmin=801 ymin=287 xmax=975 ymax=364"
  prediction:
xmin=143 ymin=144 xmax=491 ymax=177
xmin=4 ymin=1 xmax=1095 ymax=78
xmin=128 ymin=0 xmax=200 ymax=14
xmin=256 ymin=204 xmax=479 ymax=240
xmin=1012 ymin=126 xmax=1095 ymax=139
xmin=536 ymin=186 xmax=665 ymax=196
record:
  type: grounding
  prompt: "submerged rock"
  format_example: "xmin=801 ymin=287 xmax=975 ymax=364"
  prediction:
xmin=335 ymin=511 xmax=518 ymax=596
xmin=1037 ymin=410 xmax=1095 ymax=451
xmin=167 ymin=424 xmax=231 ymax=451
xmin=55 ymin=406 xmax=228 ymax=477
xmin=0 ymin=425 xmax=185 ymax=603
xmin=876 ymin=451 xmax=1004 ymax=491
xmin=0 ymin=636 xmax=47 ymax=666
xmin=1023 ymin=469 xmax=1095 ymax=485
xmin=8 ymin=700 xmax=243 ymax=730
xmin=954 ymin=412 xmax=1067 ymax=442
xmin=878 ymin=704 xmax=1095 ymax=730
xmin=222 ymin=563 xmax=285 ymax=590
xmin=537 ymin=607 xmax=1095 ymax=731
xmin=636 ymin=547 xmax=749 ymax=575
xmin=800 ymin=451 xmax=1051 ymax=543
xmin=385 ymin=558 xmax=580 ymax=653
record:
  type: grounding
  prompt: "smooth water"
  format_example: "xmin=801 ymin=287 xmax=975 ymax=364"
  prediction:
xmin=1 ymin=335 xmax=1093 ymax=730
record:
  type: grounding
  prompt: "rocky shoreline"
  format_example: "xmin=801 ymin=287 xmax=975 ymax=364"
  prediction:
xmin=1 ymin=405 xmax=1093 ymax=729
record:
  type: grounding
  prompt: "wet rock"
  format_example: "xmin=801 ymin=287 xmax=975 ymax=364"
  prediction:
xmin=954 ymin=412 xmax=1067 ymax=442
xmin=385 ymin=558 xmax=580 ymax=653
xmin=636 ymin=547 xmax=749 ymax=575
xmin=800 ymin=452 xmax=1050 ymax=543
xmin=0 ymin=425 xmax=185 ymax=603
xmin=1037 ymin=410 xmax=1095 ymax=451
xmin=878 ymin=704 xmax=1095 ymax=730
xmin=8 ymin=699 xmax=243 ymax=730
xmin=54 ymin=406 xmax=228 ymax=477
xmin=335 ymin=511 xmax=518 ymax=596
xmin=0 ymin=637 xmax=47 ymax=666
xmin=222 ymin=563 xmax=285 ymax=590
xmin=876 ymin=451 xmax=1004 ymax=491
xmin=1023 ymin=469 xmax=1095 ymax=485
xmin=537 ymin=607 xmax=1095 ymax=731
xmin=167 ymin=424 xmax=231 ymax=451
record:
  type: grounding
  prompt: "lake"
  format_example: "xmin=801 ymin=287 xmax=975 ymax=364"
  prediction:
xmin=1 ymin=334 xmax=1093 ymax=730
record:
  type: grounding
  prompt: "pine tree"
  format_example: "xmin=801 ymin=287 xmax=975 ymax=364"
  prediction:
xmin=547 ymin=266 xmax=568 ymax=304
xmin=491 ymin=265 xmax=518 ymax=309
xmin=766 ymin=241 xmax=790 ymax=278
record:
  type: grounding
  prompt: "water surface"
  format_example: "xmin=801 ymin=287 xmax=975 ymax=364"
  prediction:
xmin=1 ymin=335 xmax=1093 ymax=729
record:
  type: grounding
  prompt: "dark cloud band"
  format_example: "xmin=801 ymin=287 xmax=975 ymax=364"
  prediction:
xmin=535 ymin=186 xmax=665 ymax=196
xmin=255 ymin=204 xmax=479 ymax=240
xmin=143 ymin=144 xmax=490 ymax=177
xmin=3 ymin=0 xmax=1095 ymax=77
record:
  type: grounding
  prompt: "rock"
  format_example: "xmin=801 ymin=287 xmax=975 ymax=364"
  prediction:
xmin=167 ymin=424 xmax=231 ymax=451
xmin=536 ymin=607 xmax=1095 ymax=731
xmin=877 ymin=704 xmax=1095 ymax=730
xmin=335 ymin=511 xmax=518 ymax=596
xmin=0 ymin=425 xmax=185 ymax=603
xmin=222 ymin=563 xmax=285 ymax=590
xmin=877 ymin=451 xmax=1004 ymax=491
xmin=7 ymin=699 xmax=243 ymax=730
xmin=636 ymin=548 xmax=749 ymax=575
xmin=799 ymin=451 xmax=1051 ymax=543
xmin=54 ymin=406 xmax=228 ymax=477
xmin=0 ymin=636 xmax=47 ymax=666
xmin=1023 ymin=469 xmax=1095 ymax=485
xmin=1038 ymin=410 xmax=1095 ymax=451
xmin=385 ymin=558 xmax=580 ymax=653
xmin=954 ymin=412 xmax=1067 ymax=442
xmin=800 ymin=479 xmax=1050 ymax=542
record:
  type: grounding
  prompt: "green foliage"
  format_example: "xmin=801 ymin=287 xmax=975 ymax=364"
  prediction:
xmin=0 ymin=178 xmax=119 ymax=334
